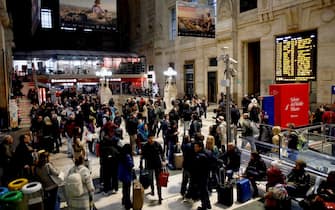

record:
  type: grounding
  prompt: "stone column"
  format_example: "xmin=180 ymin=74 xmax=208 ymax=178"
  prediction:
xmin=0 ymin=0 xmax=12 ymax=129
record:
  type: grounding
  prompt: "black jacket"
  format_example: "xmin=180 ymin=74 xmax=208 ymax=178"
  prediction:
xmin=141 ymin=141 xmax=164 ymax=169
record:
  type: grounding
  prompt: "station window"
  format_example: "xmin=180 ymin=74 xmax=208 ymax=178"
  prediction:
xmin=209 ymin=57 xmax=217 ymax=66
xmin=41 ymin=9 xmax=52 ymax=29
xmin=170 ymin=8 xmax=177 ymax=40
xmin=240 ymin=0 xmax=257 ymax=13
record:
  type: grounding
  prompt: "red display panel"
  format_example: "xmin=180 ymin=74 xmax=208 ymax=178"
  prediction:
xmin=269 ymin=83 xmax=309 ymax=128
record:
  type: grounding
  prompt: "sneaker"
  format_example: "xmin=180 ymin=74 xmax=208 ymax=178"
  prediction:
xmin=102 ymin=191 xmax=111 ymax=196
xmin=158 ymin=198 xmax=162 ymax=204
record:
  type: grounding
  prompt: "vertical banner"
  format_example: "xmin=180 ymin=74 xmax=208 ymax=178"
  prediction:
xmin=9 ymin=99 xmax=18 ymax=129
xmin=177 ymin=1 xmax=215 ymax=38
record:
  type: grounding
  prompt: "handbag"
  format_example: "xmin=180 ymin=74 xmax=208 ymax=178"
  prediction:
xmin=139 ymin=159 xmax=152 ymax=189
xmin=158 ymin=167 xmax=169 ymax=187
xmin=47 ymin=163 xmax=65 ymax=186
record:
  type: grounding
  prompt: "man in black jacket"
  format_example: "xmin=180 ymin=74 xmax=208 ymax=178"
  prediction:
xmin=141 ymin=134 xmax=166 ymax=204
xmin=192 ymin=141 xmax=212 ymax=210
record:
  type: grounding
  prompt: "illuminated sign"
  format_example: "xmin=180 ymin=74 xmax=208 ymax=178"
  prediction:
xmin=275 ymin=30 xmax=317 ymax=82
xmin=51 ymin=79 xmax=77 ymax=83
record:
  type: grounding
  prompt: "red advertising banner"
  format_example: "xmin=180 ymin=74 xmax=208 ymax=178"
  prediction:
xmin=269 ymin=83 xmax=309 ymax=128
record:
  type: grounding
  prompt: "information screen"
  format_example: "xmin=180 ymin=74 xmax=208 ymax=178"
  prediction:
xmin=275 ymin=30 xmax=317 ymax=82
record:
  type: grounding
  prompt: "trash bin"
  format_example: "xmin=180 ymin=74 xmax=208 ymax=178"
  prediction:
xmin=8 ymin=179 xmax=28 ymax=191
xmin=0 ymin=187 xmax=8 ymax=197
xmin=0 ymin=191 xmax=28 ymax=210
xmin=21 ymin=182 xmax=44 ymax=210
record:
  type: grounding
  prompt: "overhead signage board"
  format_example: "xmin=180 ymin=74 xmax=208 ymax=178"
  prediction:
xmin=275 ymin=30 xmax=317 ymax=82
xmin=176 ymin=1 xmax=215 ymax=38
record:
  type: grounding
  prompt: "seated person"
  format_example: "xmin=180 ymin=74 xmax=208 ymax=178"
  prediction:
xmin=285 ymin=159 xmax=310 ymax=198
xmin=299 ymin=171 xmax=335 ymax=210
xmin=218 ymin=143 xmax=241 ymax=179
xmin=244 ymin=152 xmax=267 ymax=197
xmin=267 ymin=160 xmax=286 ymax=190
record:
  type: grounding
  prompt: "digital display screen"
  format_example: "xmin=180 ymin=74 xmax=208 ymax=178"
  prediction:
xmin=275 ymin=30 xmax=317 ymax=82
xmin=59 ymin=0 xmax=117 ymax=31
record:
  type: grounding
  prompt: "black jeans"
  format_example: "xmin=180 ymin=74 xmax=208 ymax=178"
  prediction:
xmin=44 ymin=187 xmax=58 ymax=210
xmin=122 ymin=181 xmax=131 ymax=209
xmin=149 ymin=168 xmax=162 ymax=200
xmin=180 ymin=169 xmax=192 ymax=197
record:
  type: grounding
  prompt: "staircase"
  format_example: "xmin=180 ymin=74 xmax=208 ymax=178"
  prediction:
xmin=17 ymin=82 xmax=35 ymax=128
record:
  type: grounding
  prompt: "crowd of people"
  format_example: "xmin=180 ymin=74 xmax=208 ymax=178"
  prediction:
xmin=0 ymin=91 xmax=334 ymax=210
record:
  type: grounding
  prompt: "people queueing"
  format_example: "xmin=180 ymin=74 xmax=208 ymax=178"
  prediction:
xmin=141 ymin=133 xmax=166 ymax=204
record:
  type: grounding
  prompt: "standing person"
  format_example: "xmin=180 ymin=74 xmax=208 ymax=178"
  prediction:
xmin=180 ymin=135 xmax=194 ymax=200
xmin=240 ymin=113 xmax=257 ymax=152
xmin=35 ymin=151 xmax=61 ymax=210
xmin=14 ymin=134 xmax=35 ymax=178
xmin=141 ymin=134 xmax=166 ymax=204
xmin=182 ymin=103 xmax=192 ymax=135
xmin=192 ymin=141 xmax=211 ymax=210
xmin=51 ymin=113 xmax=61 ymax=153
xmin=166 ymin=120 xmax=179 ymax=169
xmin=286 ymin=123 xmax=299 ymax=161
xmin=0 ymin=135 xmax=15 ymax=186
xmin=216 ymin=116 xmax=227 ymax=152
xmin=126 ymin=113 xmax=138 ymax=155
xmin=100 ymin=135 xmax=121 ymax=195
xmin=66 ymin=155 xmax=95 ymax=210
xmin=244 ymin=152 xmax=267 ymax=198
xmin=65 ymin=113 xmax=77 ymax=158
xmin=157 ymin=114 xmax=170 ymax=157
xmin=118 ymin=144 xmax=134 ymax=210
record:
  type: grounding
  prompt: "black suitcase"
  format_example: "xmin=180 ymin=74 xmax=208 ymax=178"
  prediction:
xmin=217 ymin=183 xmax=233 ymax=206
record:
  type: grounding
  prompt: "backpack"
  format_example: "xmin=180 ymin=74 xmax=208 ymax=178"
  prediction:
xmin=65 ymin=167 xmax=85 ymax=197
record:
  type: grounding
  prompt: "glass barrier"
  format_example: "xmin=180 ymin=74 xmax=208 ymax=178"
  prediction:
xmin=239 ymin=123 xmax=335 ymax=175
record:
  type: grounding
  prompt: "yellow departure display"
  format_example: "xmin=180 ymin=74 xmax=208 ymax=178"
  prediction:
xmin=275 ymin=30 xmax=317 ymax=82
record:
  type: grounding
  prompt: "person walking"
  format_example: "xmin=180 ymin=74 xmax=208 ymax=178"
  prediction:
xmin=141 ymin=134 xmax=166 ymax=204
xmin=0 ymin=135 xmax=15 ymax=186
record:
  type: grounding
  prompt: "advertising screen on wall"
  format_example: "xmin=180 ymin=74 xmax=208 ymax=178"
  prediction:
xmin=275 ymin=30 xmax=317 ymax=82
xmin=59 ymin=0 xmax=117 ymax=31
xmin=177 ymin=1 xmax=215 ymax=38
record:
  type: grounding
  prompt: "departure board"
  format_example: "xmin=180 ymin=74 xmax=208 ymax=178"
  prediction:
xmin=275 ymin=30 xmax=317 ymax=82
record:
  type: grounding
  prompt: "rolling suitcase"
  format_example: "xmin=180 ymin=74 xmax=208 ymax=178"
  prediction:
xmin=133 ymin=180 xmax=144 ymax=210
xmin=217 ymin=183 xmax=233 ymax=206
xmin=174 ymin=153 xmax=184 ymax=169
xmin=236 ymin=178 xmax=252 ymax=203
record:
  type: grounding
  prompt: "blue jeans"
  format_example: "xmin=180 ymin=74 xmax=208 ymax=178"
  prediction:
xmin=241 ymin=136 xmax=257 ymax=152
xmin=168 ymin=142 xmax=176 ymax=167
